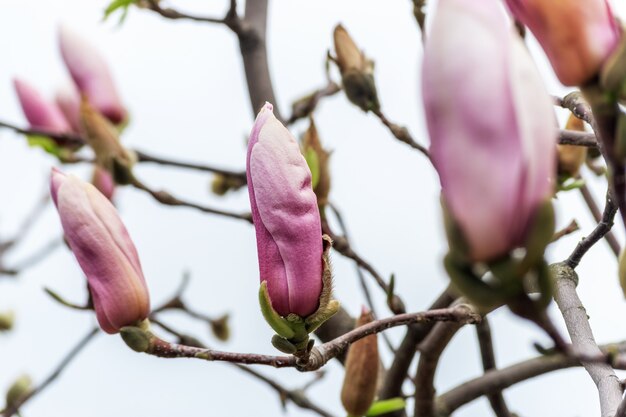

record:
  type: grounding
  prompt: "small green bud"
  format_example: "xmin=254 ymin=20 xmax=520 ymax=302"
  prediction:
xmin=5 ymin=374 xmax=32 ymax=408
xmin=210 ymin=314 xmax=230 ymax=342
xmin=120 ymin=320 xmax=152 ymax=353
xmin=0 ymin=311 xmax=15 ymax=332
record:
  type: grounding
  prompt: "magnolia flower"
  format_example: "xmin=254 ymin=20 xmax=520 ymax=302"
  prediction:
xmin=13 ymin=78 xmax=71 ymax=133
xmin=246 ymin=103 xmax=323 ymax=318
xmin=422 ymin=0 xmax=557 ymax=262
xmin=55 ymin=87 xmax=82 ymax=133
xmin=59 ymin=26 xmax=126 ymax=124
xmin=504 ymin=0 xmax=620 ymax=86
xmin=50 ymin=168 xmax=149 ymax=333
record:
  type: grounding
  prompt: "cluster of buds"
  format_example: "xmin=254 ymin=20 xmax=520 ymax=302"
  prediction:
xmin=332 ymin=25 xmax=380 ymax=112
xmin=422 ymin=0 xmax=557 ymax=310
xmin=247 ymin=103 xmax=339 ymax=356
xmin=14 ymin=26 xmax=128 ymax=198
xmin=50 ymin=168 xmax=150 ymax=334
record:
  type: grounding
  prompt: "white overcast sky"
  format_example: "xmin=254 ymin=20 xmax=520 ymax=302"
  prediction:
xmin=1 ymin=1 xmax=626 ymax=416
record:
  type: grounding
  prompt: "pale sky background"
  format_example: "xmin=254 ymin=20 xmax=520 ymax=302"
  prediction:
xmin=0 ymin=1 xmax=625 ymax=416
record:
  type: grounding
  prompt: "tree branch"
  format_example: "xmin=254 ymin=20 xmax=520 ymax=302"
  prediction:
xmin=551 ymin=263 xmax=623 ymax=417
xmin=578 ymin=181 xmax=620 ymax=257
xmin=140 ymin=305 xmax=481 ymax=370
xmin=565 ymin=188 xmax=618 ymax=269
xmin=476 ymin=319 xmax=513 ymax=417
xmin=437 ymin=340 xmax=626 ymax=416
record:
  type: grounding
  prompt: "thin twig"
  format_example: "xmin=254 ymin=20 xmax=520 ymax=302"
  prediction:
xmin=2 ymin=327 xmax=99 ymax=417
xmin=372 ymin=109 xmax=431 ymax=160
xmin=0 ymin=120 xmax=83 ymax=147
xmin=142 ymin=306 xmax=481 ymax=370
xmin=134 ymin=150 xmax=247 ymax=180
xmin=578 ymin=181 xmax=620 ymax=256
xmin=565 ymin=188 xmax=618 ymax=269
xmin=550 ymin=219 xmax=579 ymax=242
xmin=558 ymin=129 xmax=598 ymax=147
xmin=286 ymin=82 xmax=341 ymax=125
xmin=475 ymin=319 xmax=513 ymax=417
xmin=551 ymin=263 xmax=623 ymax=417
xmin=129 ymin=177 xmax=252 ymax=222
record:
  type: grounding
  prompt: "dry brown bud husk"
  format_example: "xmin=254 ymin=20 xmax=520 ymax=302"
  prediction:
xmin=303 ymin=118 xmax=331 ymax=206
xmin=79 ymin=96 xmax=135 ymax=184
xmin=557 ymin=114 xmax=588 ymax=177
xmin=341 ymin=308 xmax=379 ymax=417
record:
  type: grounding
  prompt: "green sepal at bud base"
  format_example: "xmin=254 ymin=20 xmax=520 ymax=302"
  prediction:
xmin=600 ymin=34 xmax=626 ymax=98
xmin=5 ymin=374 xmax=31 ymax=409
xmin=120 ymin=319 xmax=153 ymax=353
xmin=441 ymin=199 xmax=471 ymax=264
xmin=519 ymin=199 xmax=555 ymax=274
xmin=614 ymin=110 xmax=626 ymax=161
xmin=260 ymin=235 xmax=339 ymax=354
xmin=365 ymin=398 xmax=406 ymax=417
xmin=342 ymin=70 xmax=380 ymax=112
xmin=619 ymin=248 xmax=626 ymax=298
xmin=444 ymin=253 xmax=506 ymax=309
xmin=303 ymin=147 xmax=320 ymax=189
xmin=0 ymin=311 xmax=15 ymax=331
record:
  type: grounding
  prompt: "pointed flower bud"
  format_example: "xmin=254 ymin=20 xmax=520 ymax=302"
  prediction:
xmin=341 ymin=307 xmax=379 ymax=417
xmin=247 ymin=103 xmax=323 ymax=318
xmin=302 ymin=118 xmax=331 ymax=208
xmin=50 ymin=168 xmax=149 ymax=334
xmin=55 ymin=87 xmax=82 ymax=133
xmin=423 ymin=0 xmax=557 ymax=262
xmin=59 ymin=26 xmax=126 ymax=124
xmin=504 ymin=0 xmax=620 ymax=86
xmin=558 ymin=115 xmax=588 ymax=178
xmin=13 ymin=79 xmax=71 ymax=133
xmin=333 ymin=24 xmax=380 ymax=112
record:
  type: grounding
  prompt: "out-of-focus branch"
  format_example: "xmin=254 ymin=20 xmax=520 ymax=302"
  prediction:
xmin=578 ymin=182 xmax=620 ymax=256
xmin=378 ymin=288 xmax=455 ymax=402
xmin=129 ymin=177 xmax=252 ymax=222
xmin=550 ymin=219 xmax=579 ymax=242
xmin=0 ymin=120 xmax=83 ymax=148
xmin=2 ymin=327 xmax=99 ymax=417
xmin=436 ymin=340 xmax=626 ymax=416
xmin=565 ymin=188 xmax=618 ymax=269
xmin=551 ymin=263 xmax=623 ymax=417
xmin=475 ymin=319 xmax=513 ymax=417
xmin=238 ymin=0 xmax=281 ymax=120
xmin=558 ymin=129 xmax=598 ymax=147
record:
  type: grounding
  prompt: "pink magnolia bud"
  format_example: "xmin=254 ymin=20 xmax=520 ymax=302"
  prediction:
xmin=58 ymin=26 xmax=126 ymax=124
xmin=422 ymin=0 xmax=557 ymax=262
xmin=13 ymin=78 xmax=71 ymax=133
xmin=91 ymin=165 xmax=116 ymax=201
xmin=246 ymin=103 xmax=323 ymax=317
xmin=50 ymin=168 xmax=149 ymax=333
xmin=504 ymin=0 xmax=620 ymax=86
xmin=55 ymin=87 xmax=82 ymax=133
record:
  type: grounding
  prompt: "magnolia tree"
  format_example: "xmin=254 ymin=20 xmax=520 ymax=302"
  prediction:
xmin=1 ymin=1 xmax=626 ymax=417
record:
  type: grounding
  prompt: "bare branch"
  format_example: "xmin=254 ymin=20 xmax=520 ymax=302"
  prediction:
xmin=134 ymin=149 xmax=246 ymax=180
xmin=551 ymin=263 xmax=623 ymax=417
xmin=565 ymin=188 xmax=618 ymax=269
xmin=372 ymin=108 xmax=431 ymax=160
xmin=476 ymin=319 xmax=514 ymax=417
xmin=578 ymin=181 xmax=620 ymax=257
xmin=437 ymin=341 xmax=626 ymax=415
